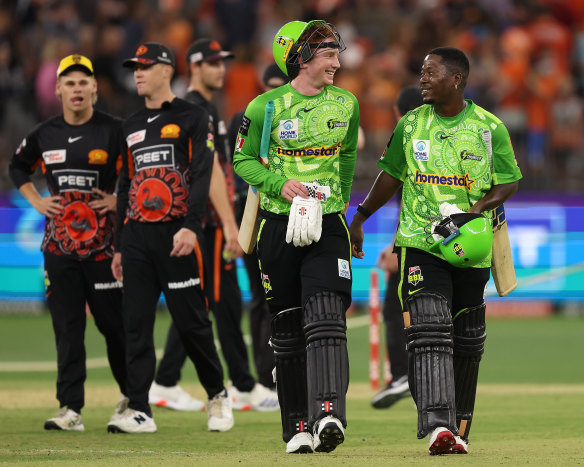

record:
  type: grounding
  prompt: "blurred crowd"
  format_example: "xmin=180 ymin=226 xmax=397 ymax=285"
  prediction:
xmin=1 ymin=0 xmax=583 ymax=193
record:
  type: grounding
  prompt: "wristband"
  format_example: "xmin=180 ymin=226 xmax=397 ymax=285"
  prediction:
xmin=357 ymin=204 xmax=372 ymax=219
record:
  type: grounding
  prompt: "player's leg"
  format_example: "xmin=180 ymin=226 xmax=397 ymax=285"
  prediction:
xmin=398 ymin=247 xmax=457 ymax=454
xmin=43 ymin=252 xmax=86 ymax=431
xmin=372 ymin=271 xmax=410 ymax=408
xmin=301 ymin=214 xmax=352 ymax=453
xmin=450 ymin=266 xmax=491 ymax=452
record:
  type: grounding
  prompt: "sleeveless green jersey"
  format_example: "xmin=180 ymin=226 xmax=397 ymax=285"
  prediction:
xmin=377 ymin=99 xmax=522 ymax=268
xmin=232 ymin=82 xmax=359 ymax=215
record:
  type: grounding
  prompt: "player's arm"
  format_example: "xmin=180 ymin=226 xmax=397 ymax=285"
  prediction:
xmin=9 ymin=132 xmax=63 ymax=217
xmin=232 ymin=101 xmax=287 ymax=197
xmin=208 ymin=152 xmax=242 ymax=257
xmin=172 ymin=110 xmax=214 ymax=257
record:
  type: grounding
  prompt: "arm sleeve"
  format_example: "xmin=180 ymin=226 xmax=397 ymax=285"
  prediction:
xmin=376 ymin=117 xmax=407 ymax=181
xmin=339 ymin=97 xmax=360 ymax=203
xmin=8 ymin=132 xmax=42 ymax=189
xmin=114 ymin=142 xmax=131 ymax=252
xmin=182 ymin=112 xmax=214 ymax=233
xmin=232 ymin=100 xmax=288 ymax=197
xmin=491 ymin=123 xmax=523 ymax=185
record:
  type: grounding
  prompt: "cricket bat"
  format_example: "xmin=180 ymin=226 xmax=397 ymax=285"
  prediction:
xmin=237 ymin=100 xmax=274 ymax=254
xmin=491 ymin=204 xmax=517 ymax=296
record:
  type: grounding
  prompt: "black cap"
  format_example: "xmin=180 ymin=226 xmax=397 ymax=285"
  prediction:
xmin=123 ymin=42 xmax=175 ymax=68
xmin=187 ymin=39 xmax=234 ymax=63
xmin=262 ymin=63 xmax=288 ymax=87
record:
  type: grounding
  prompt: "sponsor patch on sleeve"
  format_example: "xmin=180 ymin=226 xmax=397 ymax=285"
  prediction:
xmin=235 ymin=135 xmax=245 ymax=152
xmin=239 ymin=116 xmax=251 ymax=136
xmin=16 ymin=138 xmax=26 ymax=155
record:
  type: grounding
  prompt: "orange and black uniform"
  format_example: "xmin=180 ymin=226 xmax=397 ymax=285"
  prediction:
xmin=116 ymin=97 xmax=225 ymax=413
xmin=9 ymin=110 xmax=127 ymax=414
xmin=154 ymin=90 xmax=255 ymax=393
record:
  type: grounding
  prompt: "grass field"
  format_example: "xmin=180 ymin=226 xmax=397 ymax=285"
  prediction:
xmin=0 ymin=310 xmax=583 ymax=465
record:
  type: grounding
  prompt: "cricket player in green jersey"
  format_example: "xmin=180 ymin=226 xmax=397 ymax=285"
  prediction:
xmin=350 ymin=47 xmax=522 ymax=455
xmin=233 ymin=20 xmax=359 ymax=454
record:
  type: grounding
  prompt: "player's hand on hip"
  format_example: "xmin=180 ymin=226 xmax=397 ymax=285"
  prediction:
xmin=171 ymin=228 xmax=197 ymax=257
xmin=33 ymin=195 xmax=63 ymax=218
xmin=89 ymin=188 xmax=117 ymax=215
xmin=111 ymin=252 xmax=123 ymax=281
xmin=349 ymin=220 xmax=365 ymax=259
xmin=281 ymin=179 xmax=309 ymax=202
xmin=376 ymin=244 xmax=398 ymax=272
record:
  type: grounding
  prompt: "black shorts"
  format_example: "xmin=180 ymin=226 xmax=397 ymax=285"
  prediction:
xmin=256 ymin=211 xmax=352 ymax=313
xmin=397 ymin=247 xmax=490 ymax=314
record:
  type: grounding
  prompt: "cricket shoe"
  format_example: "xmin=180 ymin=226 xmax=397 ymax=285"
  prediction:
xmin=428 ymin=426 xmax=456 ymax=455
xmin=370 ymin=375 xmax=410 ymax=409
xmin=109 ymin=394 xmax=129 ymax=423
xmin=107 ymin=408 xmax=157 ymax=433
xmin=44 ymin=407 xmax=84 ymax=432
xmin=228 ymin=382 xmax=279 ymax=412
xmin=286 ymin=432 xmax=314 ymax=454
xmin=149 ymin=382 xmax=205 ymax=411
xmin=207 ymin=389 xmax=234 ymax=432
xmin=313 ymin=415 xmax=345 ymax=453
xmin=450 ymin=435 xmax=468 ymax=454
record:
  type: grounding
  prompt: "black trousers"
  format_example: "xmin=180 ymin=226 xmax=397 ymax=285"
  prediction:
xmin=383 ymin=271 xmax=408 ymax=380
xmin=155 ymin=224 xmax=255 ymax=392
xmin=44 ymin=252 xmax=127 ymax=414
xmin=121 ymin=220 xmax=224 ymax=413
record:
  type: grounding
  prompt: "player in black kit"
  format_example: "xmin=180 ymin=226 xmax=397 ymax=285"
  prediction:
xmin=9 ymin=54 xmax=128 ymax=432
xmin=107 ymin=42 xmax=233 ymax=433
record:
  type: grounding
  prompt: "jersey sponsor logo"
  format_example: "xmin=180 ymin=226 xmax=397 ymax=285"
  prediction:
xmin=412 ymin=139 xmax=430 ymax=161
xmin=42 ymin=149 xmax=66 ymax=165
xmin=160 ymin=124 xmax=180 ymax=138
xmin=147 ymin=114 xmax=160 ymax=123
xmin=94 ymin=281 xmax=123 ymax=290
xmin=167 ymin=278 xmax=200 ymax=289
xmin=207 ymin=132 xmax=215 ymax=151
xmin=54 ymin=169 xmax=99 ymax=192
xmin=327 ymin=119 xmax=347 ymax=130
xmin=276 ymin=145 xmax=340 ymax=157
xmin=414 ymin=170 xmax=475 ymax=190
xmin=88 ymin=149 xmax=108 ymax=164
xmin=460 ymin=150 xmax=482 ymax=161
xmin=68 ymin=136 xmax=83 ymax=143
xmin=408 ymin=287 xmax=424 ymax=295
xmin=127 ymin=130 xmax=146 ymax=147
xmin=408 ymin=266 xmax=423 ymax=286
xmin=16 ymin=138 xmax=26 ymax=155
xmin=338 ymin=258 xmax=351 ymax=279
xmin=235 ymin=135 xmax=245 ymax=152
xmin=133 ymin=144 xmax=174 ymax=171
xmin=239 ymin=116 xmax=251 ymax=136
xmin=278 ymin=118 xmax=298 ymax=140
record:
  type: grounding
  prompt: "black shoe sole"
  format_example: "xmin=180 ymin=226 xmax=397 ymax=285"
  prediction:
xmin=314 ymin=422 xmax=345 ymax=453
xmin=289 ymin=446 xmax=314 ymax=454
xmin=107 ymin=425 xmax=126 ymax=433
xmin=44 ymin=421 xmax=63 ymax=430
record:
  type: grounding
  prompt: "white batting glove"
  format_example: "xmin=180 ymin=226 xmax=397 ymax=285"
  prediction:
xmin=286 ymin=196 xmax=322 ymax=247
xmin=439 ymin=202 xmax=464 ymax=217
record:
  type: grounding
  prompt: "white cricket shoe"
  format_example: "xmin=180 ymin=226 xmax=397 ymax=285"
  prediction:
xmin=44 ymin=407 xmax=84 ymax=432
xmin=428 ymin=426 xmax=456 ymax=455
xmin=450 ymin=435 xmax=468 ymax=454
xmin=286 ymin=432 xmax=314 ymax=454
xmin=207 ymin=390 xmax=234 ymax=432
xmin=313 ymin=415 xmax=344 ymax=453
xmin=149 ymin=382 xmax=205 ymax=411
xmin=228 ymin=382 xmax=279 ymax=412
xmin=107 ymin=408 xmax=157 ymax=433
xmin=109 ymin=394 xmax=129 ymax=423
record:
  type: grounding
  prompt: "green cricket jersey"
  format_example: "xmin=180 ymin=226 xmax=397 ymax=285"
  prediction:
xmin=378 ymin=99 xmax=522 ymax=267
xmin=232 ymin=82 xmax=360 ymax=215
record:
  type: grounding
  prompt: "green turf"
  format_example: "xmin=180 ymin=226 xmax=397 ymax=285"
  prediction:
xmin=0 ymin=311 xmax=583 ymax=464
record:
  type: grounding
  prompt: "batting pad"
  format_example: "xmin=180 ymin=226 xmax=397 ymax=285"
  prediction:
xmin=270 ymin=307 xmax=309 ymax=443
xmin=304 ymin=291 xmax=349 ymax=429
xmin=405 ymin=292 xmax=457 ymax=438
xmin=453 ymin=302 xmax=486 ymax=441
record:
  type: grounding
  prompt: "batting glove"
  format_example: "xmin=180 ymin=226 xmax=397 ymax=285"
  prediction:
xmin=285 ymin=196 xmax=323 ymax=247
